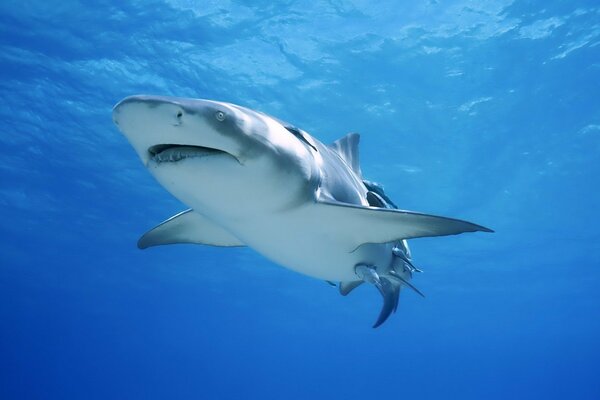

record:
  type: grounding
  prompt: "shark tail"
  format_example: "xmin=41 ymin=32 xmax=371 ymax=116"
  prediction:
xmin=341 ymin=245 xmax=425 ymax=328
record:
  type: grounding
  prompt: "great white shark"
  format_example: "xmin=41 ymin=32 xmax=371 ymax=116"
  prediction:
xmin=112 ymin=95 xmax=493 ymax=327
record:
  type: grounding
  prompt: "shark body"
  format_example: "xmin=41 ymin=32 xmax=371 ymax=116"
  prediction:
xmin=112 ymin=95 xmax=492 ymax=327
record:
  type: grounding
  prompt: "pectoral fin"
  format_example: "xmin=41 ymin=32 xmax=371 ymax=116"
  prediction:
xmin=138 ymin=209 xmax=245 ymax=249
xmin=314 ymin=200 xmax=493 ymax=251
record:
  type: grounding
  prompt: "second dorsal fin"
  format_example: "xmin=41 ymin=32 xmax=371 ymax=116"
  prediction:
xmin=329 ymin=133 xmax=362 ymax=178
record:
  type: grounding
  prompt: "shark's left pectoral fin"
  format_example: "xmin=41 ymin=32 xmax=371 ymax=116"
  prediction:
xmin=315 ymin=200 xmax=493 ymax=250
xmin=138 ymin=209 xmax=245 ymax=249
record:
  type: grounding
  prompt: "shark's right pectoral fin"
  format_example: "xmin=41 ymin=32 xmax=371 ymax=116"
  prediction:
xmin=138 ymin=209 xmax=245 ymax=249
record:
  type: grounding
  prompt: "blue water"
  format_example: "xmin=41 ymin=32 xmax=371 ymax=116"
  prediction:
xmin=1 ymin=1 xmax=599 ymax=399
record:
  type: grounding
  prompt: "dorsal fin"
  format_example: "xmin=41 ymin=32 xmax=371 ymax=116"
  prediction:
xmin=329 ymin=133 xmax=362 ymax=178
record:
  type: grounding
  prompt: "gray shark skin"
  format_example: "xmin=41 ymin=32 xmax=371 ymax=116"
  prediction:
xmin=112 ymin=95 xmax=493 ymax=328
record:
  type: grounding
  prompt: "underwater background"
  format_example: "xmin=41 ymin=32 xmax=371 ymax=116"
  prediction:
xmin=1 ymin=1 xmax=599 ymax=399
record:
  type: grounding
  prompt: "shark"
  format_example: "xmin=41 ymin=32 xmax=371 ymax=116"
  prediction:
xmin=112 ymin=95 xmax=493 ymax=328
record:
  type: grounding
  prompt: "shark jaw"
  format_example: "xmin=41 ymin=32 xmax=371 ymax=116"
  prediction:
xmin=147 ymin=144 xmax=239 ymax=164
xmin=112 ymin=95 xmax=249 ymax=167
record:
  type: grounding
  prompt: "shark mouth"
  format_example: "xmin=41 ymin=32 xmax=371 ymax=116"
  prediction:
xmin=148 ymin=144 xmax=230 ymax=163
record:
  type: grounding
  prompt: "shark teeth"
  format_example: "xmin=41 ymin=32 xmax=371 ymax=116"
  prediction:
xmin=149 ymin=144 xmax=226 ymax=163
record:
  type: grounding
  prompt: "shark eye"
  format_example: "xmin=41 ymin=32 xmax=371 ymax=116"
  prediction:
xmin=215 ymin=111 xmax=226 ymax=121
xmin=176 ymin=110 xmax=183 ymax=118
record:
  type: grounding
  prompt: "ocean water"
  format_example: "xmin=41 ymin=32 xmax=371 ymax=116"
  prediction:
xmin=1 ymin=1 xmax=599 ymax=399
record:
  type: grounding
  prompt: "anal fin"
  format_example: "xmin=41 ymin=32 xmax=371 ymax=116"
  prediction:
xmin=339 ymin=280 xmax=364 ymax=296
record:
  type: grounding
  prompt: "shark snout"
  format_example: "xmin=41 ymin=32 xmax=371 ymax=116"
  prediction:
xmin=112 ymin=95 xmax=246 ymax=164
xmin=112 ymin=95 xmax=233 ymax=129
xmin=113 ymin=95 xmax=186 ymax=127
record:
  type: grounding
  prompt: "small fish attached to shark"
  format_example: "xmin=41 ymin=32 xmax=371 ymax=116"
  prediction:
xmin=112 ymin=95 xmax=493 ymax=328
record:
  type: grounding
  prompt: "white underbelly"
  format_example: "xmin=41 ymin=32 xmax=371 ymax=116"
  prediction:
xmin=217 ymin=207 xmax=393 ymax=282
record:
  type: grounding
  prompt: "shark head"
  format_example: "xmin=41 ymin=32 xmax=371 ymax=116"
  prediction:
xmin=113 ymin=95 xmax=322 ymax=217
